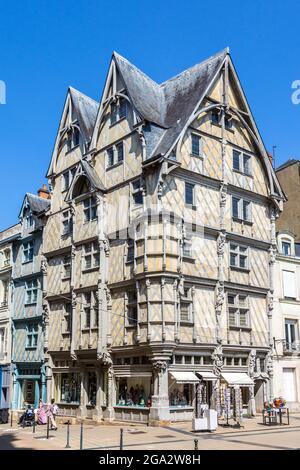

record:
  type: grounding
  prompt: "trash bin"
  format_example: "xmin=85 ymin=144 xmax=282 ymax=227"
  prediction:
xmin=0 ymin=408 xmax=9 ymax=424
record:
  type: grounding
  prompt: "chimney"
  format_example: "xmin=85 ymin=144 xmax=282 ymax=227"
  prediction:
xmin=37 ymin=183 xmax=50 ymax=199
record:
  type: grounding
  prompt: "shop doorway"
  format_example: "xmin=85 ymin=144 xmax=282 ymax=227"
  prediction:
xmin=24 ymin=380 xmax=35 ymax=404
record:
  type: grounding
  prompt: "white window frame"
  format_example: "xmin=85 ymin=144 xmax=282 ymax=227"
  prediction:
xmin=83 ymin=241 xmax=100 ymax=271
xmin=62 ymin=167 xmax=76 ymax=191
xmin=83 ymin=196 xmax=97 ymax=223
xmin=23 ymin=240 xmax=34 ymax=263
xmin=191 ymin=133 xmax=202 ymax=157
xmin=127 ymin=291 xmax=138 ymax=327
xmin=82 ymin=291 xmax=98 ymax=330
xmin=62 ymin=210 xmax=73 ymax=236
xmin=185 ymin=182 xmax=195 ymax=206
xmin=232 ymin=196 xmax=252 ymax=222
xmin=0 ymin=328 xmax=5 ymax=354
xmin=25 ymin=279 xmax=38 ymax=305
xmin=232 ymin=149 xmax=252 ymax=175
xmin=26 ymin=323 xmax=38 ymax=348
xmin=63 ymin=303 xmax=72 ymax=334
xmin=62 ymin=255 xmax=71 ymax=279
xmin=282 ymin=270 xmax=297 ymax=299
xmin=228 ymin=293 xmax=250 ymax=328
xmin=282 ymin=240 xmax=292 ymax=256
xmin=229 ymin=243 xmax=249 ymax=269
xmin=110 ymin=98 xmax=127 ymax=125
xmin=132 ymin=179 xmax=143 ymax=206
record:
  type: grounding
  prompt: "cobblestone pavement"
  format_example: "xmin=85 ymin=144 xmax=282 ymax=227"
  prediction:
xmin=1 ymin=414 xmax=300 ymax=450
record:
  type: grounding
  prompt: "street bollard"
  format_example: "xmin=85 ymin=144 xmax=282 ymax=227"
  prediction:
xmin=120 ymin=428 xmax=124 ymax=450
xmin=33 ymin=418 xmax=36 ymax=434
xmin=194 ymin=439 xmax=199 ymax=450
xmin=79 ymin=421 xmax=83 ymax=450
xmin=46 ymin=416 xmax=50 ymax=439
xmin=65 ymin=420 xmax=71 ymax=449
xmin=10 ymin=411 xmax=13 ymax=428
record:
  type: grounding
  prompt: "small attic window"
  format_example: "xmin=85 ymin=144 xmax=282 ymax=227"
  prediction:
xmin=66 ymin=127 xmax=80 ymax=152
xmin=24 ymin=207 xmax=33 ymax=229
xmin=72 ymin=175 xmax=91 ymax=198
xmin=110 ymin=98 xmax=127 ymax=125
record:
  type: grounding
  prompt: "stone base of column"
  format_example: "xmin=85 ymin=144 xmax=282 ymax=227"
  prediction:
xmin=92 ymin=406 xmax=103 ymax=422
xmin=149 ymin=395 xmax=170 ymax=425
xmin=248 ymin=398 xmax=256 ymax=416
xmin=103 ymin=406 xmax=115 ymax=421
xmin=78 ymin=405 xmax=87 ymax=418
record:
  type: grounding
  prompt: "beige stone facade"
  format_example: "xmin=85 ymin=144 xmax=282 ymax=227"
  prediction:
xmin=43 ymin=50 xmax=284 ymax=424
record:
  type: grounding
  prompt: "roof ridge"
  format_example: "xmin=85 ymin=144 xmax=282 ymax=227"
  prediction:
xmin=113 ymin=51 xmax=161 ymax=89
xmin=159 ymin=48 xmax=229 ymax=87
xmin=69 ymin=86 xmax=98 ymax=105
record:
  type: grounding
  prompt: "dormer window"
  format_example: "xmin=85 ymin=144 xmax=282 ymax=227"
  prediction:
xmin=211 ymin=109 xmax=234 ymax=129
xmin=282 ymin=240 xmax=292 ymax=256
xmin=110 ymin=98 xmax=127 ymax=125
xmin=24 ymin=207 xmax=33 ymax=229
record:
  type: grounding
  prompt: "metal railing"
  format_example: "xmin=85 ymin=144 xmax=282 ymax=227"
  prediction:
xmin=283 ymin=340 xmax=300 ymax=354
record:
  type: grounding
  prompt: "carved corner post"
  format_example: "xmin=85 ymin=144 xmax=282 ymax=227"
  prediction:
xmin=173 ymin=279 xmax=179 ymax=342
xmin=248 ymin=349 xmax=256 ymax=416
xmin=93 ymin=366 xmax=104 ymax=422
xmin=215 ymin=231 xmax=226 ymax=344
xmin=70 ymin=291 xmax=77 ymax=360
xmin=146 ymin=278 xmax=151 ymax=342
xmin=79 ymin=366 xmax=88 ymax=418
xmin=212 ymin=344 xmax=224 ymax=417
xmin=101 ymin=356 xmax=115 ymax=421
xmin=191 ymin=286 xmax=197 ymax=343
xmin=123 ymin=291 xmax=128 ymax=346
xmin=161 ymin=278 xmax=166 ymax=342
xmin=135 ymin=280 xmax=141 ymax=344
xmin=149 ymin=360 xmax=170 ymax=424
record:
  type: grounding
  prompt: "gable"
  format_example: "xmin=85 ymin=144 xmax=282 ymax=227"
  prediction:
xmin=47 ymin=88 xmax=98 ymax=178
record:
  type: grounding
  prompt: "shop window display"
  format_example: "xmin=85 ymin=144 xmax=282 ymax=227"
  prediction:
xmin=169 ymin=383 xmax=194 ymax=407
xmin=59 ymin=373 xmax=80 ymax=404
xmin=117 ymin=378 xmax=151 ymax=407
xmin=88 ymin=372 xmax=97 ymax=406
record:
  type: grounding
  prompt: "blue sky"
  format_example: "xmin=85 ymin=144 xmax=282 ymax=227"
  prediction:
xmin=0 ymin=0 xmax=299 ymax=231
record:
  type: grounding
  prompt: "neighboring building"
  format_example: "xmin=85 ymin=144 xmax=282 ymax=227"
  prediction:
xmin=276 ymin=159 xmax=300 ymax=242
xmin=273 ymin=232 xmax=300 ymax=410
xmin=0 ymin=224 xmax=20 ymax=409
xmin=11 ymin=188 xmax=50 ymax=410
xmin=44 ymin=49 xmax=284 ymax=424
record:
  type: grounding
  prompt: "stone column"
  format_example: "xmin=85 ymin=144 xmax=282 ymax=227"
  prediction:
xmin=103 ymin=366 xmax=115 ymax=420
xmin=149 ymin=361 xmax=170 ymax=425
xmin=93 ymin=367 xmax=103 ymax=422
xmin=79 ymin=368 xmax=88 ymax=418
xmin=46 ymin=364 xmax=52 ymax=404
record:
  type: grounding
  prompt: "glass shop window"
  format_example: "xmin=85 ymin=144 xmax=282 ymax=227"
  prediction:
xmin=59 ymin=373 xmax=80 ymax=404
xmin=117 ymin=378 xmax=151 ymax=407
xmin=88 ymin=372 xmax=97 ymax=406
xmin=169 ymin=383 xmax=193 ymax=407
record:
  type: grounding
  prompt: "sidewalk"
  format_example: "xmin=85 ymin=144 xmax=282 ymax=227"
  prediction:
xmin=1 ymin=413 xmax=300 ymax=450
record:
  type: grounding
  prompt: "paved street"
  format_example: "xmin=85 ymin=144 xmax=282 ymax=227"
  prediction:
xmin=0 ymin=414 xmax=300 ymax=450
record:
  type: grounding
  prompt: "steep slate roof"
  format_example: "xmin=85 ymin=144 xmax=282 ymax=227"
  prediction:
xmin=69 ymin=87 xmax=99 ymax=143
xmin=25 ymin=193 xmax=50 ymax=214
xmin=276 ymin=159 xmax=299 ymax=172
xmin=113 ymin=49 xmax=228 ymax=158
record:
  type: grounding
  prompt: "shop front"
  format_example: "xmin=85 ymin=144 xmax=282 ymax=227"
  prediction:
xmin=53 ymin=371 xmax=81 ymax=417
xmin=220 ymin=372 xmax=254 ymax=422
xmin=114 ymin=372 xmax=152 ymax=423
xmin=11 ymin=363 xmax=46 ymax=410
xmin=168 ymin=371 xmax=199 ymax=421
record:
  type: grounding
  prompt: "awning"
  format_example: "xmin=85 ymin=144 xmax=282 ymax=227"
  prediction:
xmin=196 ymin=371 xmax=218 ymax=381
xmin=221 ymin=372 xmax=254 ymax=386
xmin=169 ymin=371 xmax=200 ymax=384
